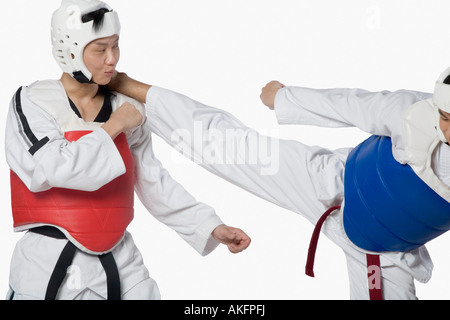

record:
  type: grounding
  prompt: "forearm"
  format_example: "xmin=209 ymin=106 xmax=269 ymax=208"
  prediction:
xmin=275 ymin=86 xmax=431 ymax=136
xmin=8 ymin=129 xmax=126 ymax=192
xmin=6 ymin=88 xmax=126 ymax=192
xmin=109 ymin=73 xmax=152 ymax=104
xmin=135 ymin=157 xmax=237 ymax=256
xmin=131 ymin=127 xmax=223 ymax=255
xmin=101 ymin=119 xmax=124 ymax=140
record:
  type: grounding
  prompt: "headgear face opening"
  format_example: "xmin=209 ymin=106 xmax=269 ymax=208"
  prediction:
xmin=51 ymin=0 xmax=121 ymax=83
xmin=433 ymin=67 xmax=450 ymax=142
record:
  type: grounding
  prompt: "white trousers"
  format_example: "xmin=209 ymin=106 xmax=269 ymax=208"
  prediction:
xmin=146 ymin=86 xmax=433 ymax=299
xmin=7 ymin=231 xmax=160 ymax=300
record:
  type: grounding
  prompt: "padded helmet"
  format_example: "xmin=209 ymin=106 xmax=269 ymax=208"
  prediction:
xmin=51 ymin=0 xmax=121 ymax=83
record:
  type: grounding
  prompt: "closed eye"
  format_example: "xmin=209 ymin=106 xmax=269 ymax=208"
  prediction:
xmin=439 ymin=110 xmax=449 ymax=121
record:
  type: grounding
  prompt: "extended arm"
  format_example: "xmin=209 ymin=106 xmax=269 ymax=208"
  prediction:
xmin=261 ymin=81 xmax=432 ymax=137
xmin=129 ymin=123 xmax=250 ymax=255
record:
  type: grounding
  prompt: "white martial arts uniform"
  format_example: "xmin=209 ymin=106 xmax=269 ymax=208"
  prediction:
xmin=144 ymin=85 xmax=450 ymax=299
xmin=5 ymin=80 xmax=223 ymax=300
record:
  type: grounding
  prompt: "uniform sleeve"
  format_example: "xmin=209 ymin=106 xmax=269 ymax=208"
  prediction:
xmin=5 ymin=86 xmax=126 ymax=192
xmin=274 ymin=86 xmax=432 ymax=137
xmin=129 ymin=121 xmax=223 ymax=256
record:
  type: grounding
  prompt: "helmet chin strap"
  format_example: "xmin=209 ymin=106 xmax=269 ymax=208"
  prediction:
xmin=73 ymin=71 xmax=97 ymax=85
xmin=73 ymin=71 xmax=92 ymax=84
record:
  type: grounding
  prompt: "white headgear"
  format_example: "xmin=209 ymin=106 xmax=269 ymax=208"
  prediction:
xmin=51 ymin=0 xmax=121 ymax=83
xmin=433 ymin=67 xmax=450 ymax=142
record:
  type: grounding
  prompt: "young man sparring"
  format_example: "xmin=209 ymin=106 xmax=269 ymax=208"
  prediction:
xmin=5 ymin=0 xmax=250 ymax=300
xmin=107 ymin=70 xmax=450 ymax=300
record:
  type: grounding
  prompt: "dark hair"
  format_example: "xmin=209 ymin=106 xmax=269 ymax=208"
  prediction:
xmin=444 ymin=74 xmax=450 ymax=85
xmin=82 ymin=8 xmax=111 ymax=32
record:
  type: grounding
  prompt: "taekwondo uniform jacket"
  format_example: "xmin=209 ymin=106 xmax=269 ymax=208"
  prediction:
xmin=5 ymin=80 xmax=223 ymax=299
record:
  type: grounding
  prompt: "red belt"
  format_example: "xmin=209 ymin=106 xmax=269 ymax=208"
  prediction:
xmin=305 ymin=206 xmax=383 ymax=300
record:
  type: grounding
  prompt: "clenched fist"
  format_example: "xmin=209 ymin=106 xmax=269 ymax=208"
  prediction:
xmin=212 ymin=224 xmax=251 ymax=254
xmin=260 ymin=81 xmax=285 ymax=110
xmin=102 ymin=102 xmax=143 ymax=139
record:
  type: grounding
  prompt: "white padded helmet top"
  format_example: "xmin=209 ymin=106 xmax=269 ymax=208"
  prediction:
xmin=51 ymin=0 xmax=121 ymax=83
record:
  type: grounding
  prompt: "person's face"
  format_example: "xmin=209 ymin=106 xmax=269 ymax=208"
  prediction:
xmin=83 ymin=35 xmax=120 ymax=85
xmin=439 ymin=109 xmax=450 ymax=143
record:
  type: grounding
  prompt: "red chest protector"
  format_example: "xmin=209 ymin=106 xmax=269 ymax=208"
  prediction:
xmin=11 ymin=131 xmax=135 ymax=254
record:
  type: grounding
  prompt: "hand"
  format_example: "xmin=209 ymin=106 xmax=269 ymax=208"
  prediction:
xmin=212 ymin=224 xmax=251 ymax=254
xmin=107 ymin=71 xmax=129 ymax=93
xmin=112 ymin=102 xmax=143 ymax=131
xmin=260 ymin=81 xmax=285 ymax=110
xmin=102 ymin=102 xmax=143 ymax=139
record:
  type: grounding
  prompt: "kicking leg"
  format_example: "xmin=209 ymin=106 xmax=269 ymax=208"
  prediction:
xmin=146 ymin=86 xmax=350 ymax=224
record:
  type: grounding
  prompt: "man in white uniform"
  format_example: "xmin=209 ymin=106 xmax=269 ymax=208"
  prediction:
xmin=107 ymin=71 xmax=450 ymax=299
xmin=5 ymin=0 xmax=250 ymax=300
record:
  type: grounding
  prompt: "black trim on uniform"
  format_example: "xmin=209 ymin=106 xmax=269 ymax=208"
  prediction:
xmin=68 ymin=86 xmax=113 ymax=123
xmin=28 ymin=137 xmax=50 ymax=156
xmin=14 ymin=87 xmax=50 ymax=156
xmin=95 ymin=87 xmax=113 ymax=122
xmin=68 ymin=99 xmax=82 ymax=118
xmin=15 ymin=87 xmax=38 ymax=145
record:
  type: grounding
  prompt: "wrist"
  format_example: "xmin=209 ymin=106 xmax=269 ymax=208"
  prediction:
xmin=108 ymin=72 xmax=129 ymax=94
xmin=101 ymin=118 xmax=124 ymax=140
xmin=211 ymin=224 xmax=226 ymax=240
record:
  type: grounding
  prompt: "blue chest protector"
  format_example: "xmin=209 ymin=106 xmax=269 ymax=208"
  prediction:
xmin=343 ymin=135 xmax=450 ymax=252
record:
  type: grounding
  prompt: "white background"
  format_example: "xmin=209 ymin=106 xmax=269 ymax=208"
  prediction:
xmin=1 ymin=0 xmax=450 ymax=300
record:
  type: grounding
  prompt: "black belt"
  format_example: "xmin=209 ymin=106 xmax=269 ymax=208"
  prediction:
xmin=30 ymin=226 xmax=121 ymax=300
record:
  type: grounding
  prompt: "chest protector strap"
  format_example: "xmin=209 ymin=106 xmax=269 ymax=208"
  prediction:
xmin=11 ymin=131 xmax=135 ymax=254
xmin=343 ymin=135 xmax=450 ymax=252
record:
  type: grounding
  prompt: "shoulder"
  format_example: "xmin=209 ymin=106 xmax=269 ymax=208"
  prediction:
xmin=112 ymin=91 xmax=145 ymax=117
xmin=13 ymin=80 xmax=65 ymax=105
xmin=112 ymin=91 xmax=144 ymax=107
xmin=23 ymin=80 xmax=63 ymax=97
xmin=11 ymin=80 xmax=76 ymax=127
